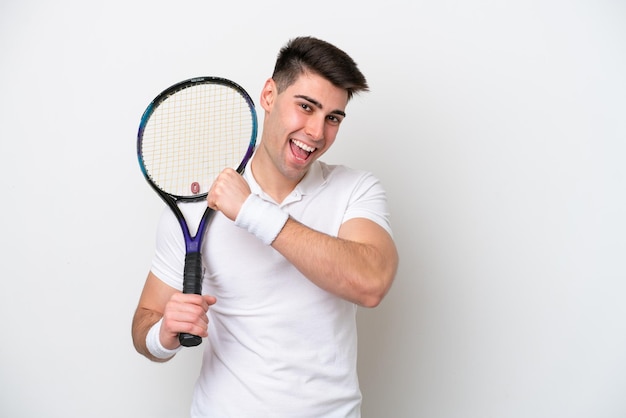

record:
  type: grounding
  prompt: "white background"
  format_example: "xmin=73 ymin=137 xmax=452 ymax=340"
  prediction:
xmin=1 ymin=1 xmax=625 ymax=417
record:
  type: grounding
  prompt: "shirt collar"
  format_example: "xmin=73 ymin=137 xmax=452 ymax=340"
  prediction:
xmin=294 ymin=160 xmax=325 ymax=196
xmin=243 ymin=160 xmax=326 ymax=200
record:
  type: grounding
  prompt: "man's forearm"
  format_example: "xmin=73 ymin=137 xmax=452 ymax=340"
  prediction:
xmin=271 ymin=217 xmax=398 ymax=307
xmin=131 ymin=307 xmax=170 ymax=363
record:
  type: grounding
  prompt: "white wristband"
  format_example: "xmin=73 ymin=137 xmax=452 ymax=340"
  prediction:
xmin=235 ymin=194 xmax=289 ymax=245
xmin=146 ymin=318 xmax=182 ymax=359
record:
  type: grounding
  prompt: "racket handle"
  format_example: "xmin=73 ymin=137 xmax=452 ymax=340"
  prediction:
xmin=179 ymin=251 xmax=203 ymax=347
xmin=182 ymin=252 xmax=203 ymax=294
xmin=179 ymin=332 xmax=202 ymax=347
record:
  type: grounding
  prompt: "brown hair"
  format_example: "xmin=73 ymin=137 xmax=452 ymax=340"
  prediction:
xmin=272 ymin=36 xmax=369 ymax=101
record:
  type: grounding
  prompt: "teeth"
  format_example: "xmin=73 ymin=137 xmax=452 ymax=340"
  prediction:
xmin=292 ymin=139 xmax=316 ymax=153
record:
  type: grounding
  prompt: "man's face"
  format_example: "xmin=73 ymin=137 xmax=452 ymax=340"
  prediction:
xmin=258 ymin=72 xmax=349 ymax=185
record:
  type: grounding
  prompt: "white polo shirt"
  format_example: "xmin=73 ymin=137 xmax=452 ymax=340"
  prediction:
xmin=151 ymin=160 xmax=392 ymax=418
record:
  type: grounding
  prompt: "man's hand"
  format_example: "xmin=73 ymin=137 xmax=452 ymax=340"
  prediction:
xmin=160 ymin=293 xmax=217 ymax=350
xmin=132 ymin=272 xmax=218 ymax=361
xmin=207 ymin=168 xmax=251 ymax=221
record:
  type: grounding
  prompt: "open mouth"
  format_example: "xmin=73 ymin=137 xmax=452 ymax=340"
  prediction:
xmin=290 ymin=139 xmax=317 ymax=161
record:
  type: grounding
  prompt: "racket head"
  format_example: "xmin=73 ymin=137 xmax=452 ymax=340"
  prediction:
xmin=137 ymin=76 xmax=258 ymax=202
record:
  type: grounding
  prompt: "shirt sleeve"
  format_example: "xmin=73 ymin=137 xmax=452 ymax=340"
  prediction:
xmin=342 ymin=171 xmax=394 ymax=237
xmin=150 ymin=207 xmax=185 ymax=290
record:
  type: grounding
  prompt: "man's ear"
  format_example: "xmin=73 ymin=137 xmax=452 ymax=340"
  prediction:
xmin=260 ymin=78 xmax=276 ymax=111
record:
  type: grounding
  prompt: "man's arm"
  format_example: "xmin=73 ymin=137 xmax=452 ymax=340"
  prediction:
xmin=132 ymin=272 xmax=216 ymax=362
xmin=272 ymin=216 xmax=398 ymax=307
xmin=208 ymin=168 xmax=398 ymax=307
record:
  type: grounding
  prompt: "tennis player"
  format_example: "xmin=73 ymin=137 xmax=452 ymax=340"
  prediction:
xmin=132 ymin=36 xmax=398 ymax=417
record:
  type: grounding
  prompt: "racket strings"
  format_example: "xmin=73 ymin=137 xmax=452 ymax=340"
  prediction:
xmin=141 ymin=83 xmax=254 ymax=197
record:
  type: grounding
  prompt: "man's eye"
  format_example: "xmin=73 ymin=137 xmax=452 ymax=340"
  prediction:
xmin=327 ymin=115 xmax=342 ymax=124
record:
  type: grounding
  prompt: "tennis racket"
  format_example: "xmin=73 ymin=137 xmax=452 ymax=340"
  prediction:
xmin=137 ymin=76 xmax=257 ymax=347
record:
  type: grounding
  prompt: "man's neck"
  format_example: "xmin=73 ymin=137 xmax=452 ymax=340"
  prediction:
xmin=249 ymin=153 xmax=303 ymax=204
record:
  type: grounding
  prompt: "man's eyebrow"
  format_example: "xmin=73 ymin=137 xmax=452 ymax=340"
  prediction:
xmin=295 ymin=95 xmax=347 ymax=118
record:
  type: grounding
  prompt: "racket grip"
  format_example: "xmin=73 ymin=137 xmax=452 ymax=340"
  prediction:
xmin=179 ymin=251 xmax=203 ymax=347
xmin=179 ymin=332 xmax=202 ymax=347
xmin=182 ymin=252 xmax=203 ymax=295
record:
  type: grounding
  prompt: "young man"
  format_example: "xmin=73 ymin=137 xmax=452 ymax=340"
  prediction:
xmin=132 ymin=36 xmax=398 ymax=417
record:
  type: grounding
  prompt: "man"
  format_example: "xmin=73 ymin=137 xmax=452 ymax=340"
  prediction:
xmin=132 ymin=36 xmax=398 ymax=417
